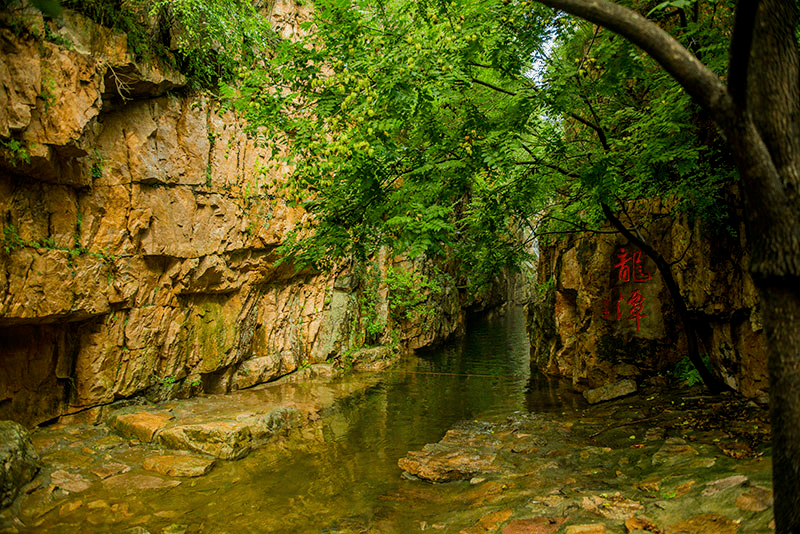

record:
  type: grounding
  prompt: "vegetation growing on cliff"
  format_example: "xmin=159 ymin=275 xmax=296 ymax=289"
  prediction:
xmin=230 ymin=0 xmax=800 ymax=526
xmin=1 ymin=0 xmax=277 ymax=91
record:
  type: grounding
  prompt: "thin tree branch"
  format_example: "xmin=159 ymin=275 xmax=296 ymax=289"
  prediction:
xmin=471 ymin=78 xmax=516 ymax=96
xmin=534 ymin=0 xmax=733 ymax=117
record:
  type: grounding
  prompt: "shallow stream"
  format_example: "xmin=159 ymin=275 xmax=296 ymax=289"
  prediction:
xmin=3 ymin=306 xmax=774 ymax=533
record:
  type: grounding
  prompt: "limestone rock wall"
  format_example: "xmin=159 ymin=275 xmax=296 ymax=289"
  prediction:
xmin=0 ymin=6 xmax=469 ymax=427
xmin=530 ymin=198 xmax=768 ymax=401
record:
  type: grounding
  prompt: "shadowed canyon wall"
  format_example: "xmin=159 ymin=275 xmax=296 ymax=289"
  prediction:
xmin=530 ymin=198 xmax=769 ymax=402
xmin=0 ymin=5 xmax=473 ymax=427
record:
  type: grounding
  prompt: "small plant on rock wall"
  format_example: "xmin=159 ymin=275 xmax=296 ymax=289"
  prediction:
xmin=40 ymin=69 xmax=57 ymax=111
xmin=153 ymin=374 xmax=177 ymax=390
xmin=356 ymin=261 xmax=386 ymax=346
xmin=90 ymin=149 xmax=105 ymax=181
xmin=385 ymin=266 xmax=441 ymax=323
xmin=0 ymin=138 xmax=30 ymax=167
xmin=535 ymin=276 xmax=556 ymax=301
xmin=1 ymin=225 xmax=26 ymax=254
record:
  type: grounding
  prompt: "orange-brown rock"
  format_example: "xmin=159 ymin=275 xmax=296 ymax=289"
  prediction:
xmin=142 ymin=454 xmax=215 ymax=477
xmin=0 ymin=3 xmax=481 ymax=428
xmin=531 ymin=197 xmax=768 ymax=400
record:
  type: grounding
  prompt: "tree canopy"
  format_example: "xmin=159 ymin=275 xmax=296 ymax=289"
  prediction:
xmin=228 ymin=0 xmax=800 ymax=528
xmin=224 ymin=0 xmax=739 ymax=299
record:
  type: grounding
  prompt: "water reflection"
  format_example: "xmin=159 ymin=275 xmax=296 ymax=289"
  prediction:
xmin=222 ymin=306 xmax=544 ymax=532
xmin=23 ymin=306 xmax=578 ymax=534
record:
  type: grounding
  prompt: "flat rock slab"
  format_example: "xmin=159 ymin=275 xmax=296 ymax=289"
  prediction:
xmin=398 ymin=443 xmax=497 ymax=483
xmin=108 ymin=412 xmax=174 ymax=443
xmin=157 ymin=422 xmax=252 ymax=460
xmin=665 ymin=513 xmax=739 ymax=534
xmin=565 ymin=526 xmax=607 ymax=534
xmin=142 ymin=455 xmax=215 ymax=477
xmin=735 ymin=486 xmax=773 ymax=512
xmin=103 ymin=372 xmax=379 ymax=461
xmin=652 ymin=438 xmax=699 ymax=467
xmin=49 ymin=469 xmax=91 ymax=494
xmin=581 ymin=493 xmax=644 ymax=520
xmin=583 ymin=379 xmax=637 ymax=404
xmin=502 ymin=517 xmax=566 ymax=534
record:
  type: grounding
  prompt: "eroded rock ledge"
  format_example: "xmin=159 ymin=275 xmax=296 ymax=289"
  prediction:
xmin=0 ymin=5 xmax=473 ymax=427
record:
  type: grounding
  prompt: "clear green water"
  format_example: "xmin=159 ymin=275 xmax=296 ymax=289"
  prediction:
xmin=196 ymin=306 xmax=572 ymax=533
xmin=17 ymin=306 xmax=579 ymax=533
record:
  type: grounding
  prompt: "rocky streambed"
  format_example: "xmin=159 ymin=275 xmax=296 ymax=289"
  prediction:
xmin=389 ymin=385 xmax=773 ymax=534
xmin=1 ymin=373 xmax=773 ymax=534
xmin=0 ymin=306 xmax=774 ymax=533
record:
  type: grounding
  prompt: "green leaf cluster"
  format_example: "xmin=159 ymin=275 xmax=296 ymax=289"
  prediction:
xmin=56 ymin=0 xmax=276 ymax=90
xmin=536 ymin=0 xmax=738 ymax=235
xmin=230 ymin=0 xmax=559 ymax=285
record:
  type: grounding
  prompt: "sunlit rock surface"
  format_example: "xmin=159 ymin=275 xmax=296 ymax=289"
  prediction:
xmin=0 ymin=5 xmax=486 ymax=427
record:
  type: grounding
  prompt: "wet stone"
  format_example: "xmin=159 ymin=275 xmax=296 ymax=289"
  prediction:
xmin=625 ymin=516 xmax=660 ymax=533
xmin=460 ymin=508 xmax=512 ymax=534
xmin=501 ymin=517 xmax=566 ymax=534
xmin=101 ymin=473 xmax=181 ymax=493
xmin=702 ymin=475 xmax=748 ymax=496
xmin=49 ymin=470 xmax=92 ymax=494
xmin=583 ymin=380 xmax=637 ymax=405
xmin=398 ymin=443 xmax=497 ymax=483
xmin=665 ymin=513 xmax=739 ymax=534
xmin=565 ymin=525 xmax=607 ymax=534
xmin=91 ymin=462 xmax=131 ymax=480
xmin=735 ymin=485 xmax=773 ymax=512
xmin=108 ymin=412 xmax=174 ymax=443
xmin=581 ymin=492 xmax=643 ymax=520
xmin=142 ymin=454 xmax=215 ymax=477
xmin=651 ymin=438 xmax=699 ymax=467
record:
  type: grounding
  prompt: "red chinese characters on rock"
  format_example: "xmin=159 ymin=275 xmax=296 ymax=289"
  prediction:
xmin=603 ymin=248 xmax=651 ymax=331
xmin=613 ymin=248 xmax=652 ymax=283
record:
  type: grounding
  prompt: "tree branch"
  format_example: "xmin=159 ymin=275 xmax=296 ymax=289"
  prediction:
xmin=471 ymin=78 xmax=516 ymax=96
xmin=533 ymin=0 xmax=733 ymax=117
xmin=601 ymin=202 xmax=727 ymax=392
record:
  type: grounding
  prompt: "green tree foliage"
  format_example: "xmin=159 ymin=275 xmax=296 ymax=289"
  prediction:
xmin=229 ymin=0 xmax=560 ymax=292
xmin=57 ymin=0 xmax=275 ymax=89
xmin=537 ymin=0 xmax=737 ymax=235
xmin=230 ymin=0 xmax=736 ymax=298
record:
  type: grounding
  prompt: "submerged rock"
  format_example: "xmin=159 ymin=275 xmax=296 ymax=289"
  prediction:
xmin=142 ymin=454 xmax=215 ymax=477
xmin=0 ymin=420 xmax=39 ymax=508
xmin=583 ymin=379 xmax=637 ymax=404
xmin=665 ymin=513 xmax=739 ymax=534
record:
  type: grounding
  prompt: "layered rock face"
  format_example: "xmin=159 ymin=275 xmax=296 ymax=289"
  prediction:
xmin=530 ymin=198 xmax=768 ymax=401
xmin=0 ymin=6 xmax=466 ymax=427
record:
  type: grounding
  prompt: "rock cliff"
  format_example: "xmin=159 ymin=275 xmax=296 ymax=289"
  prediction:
xmin=0 ymin=4 xmax=471 ymax=427
xmin=530 ymin=197 xmax=768 ymax=401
